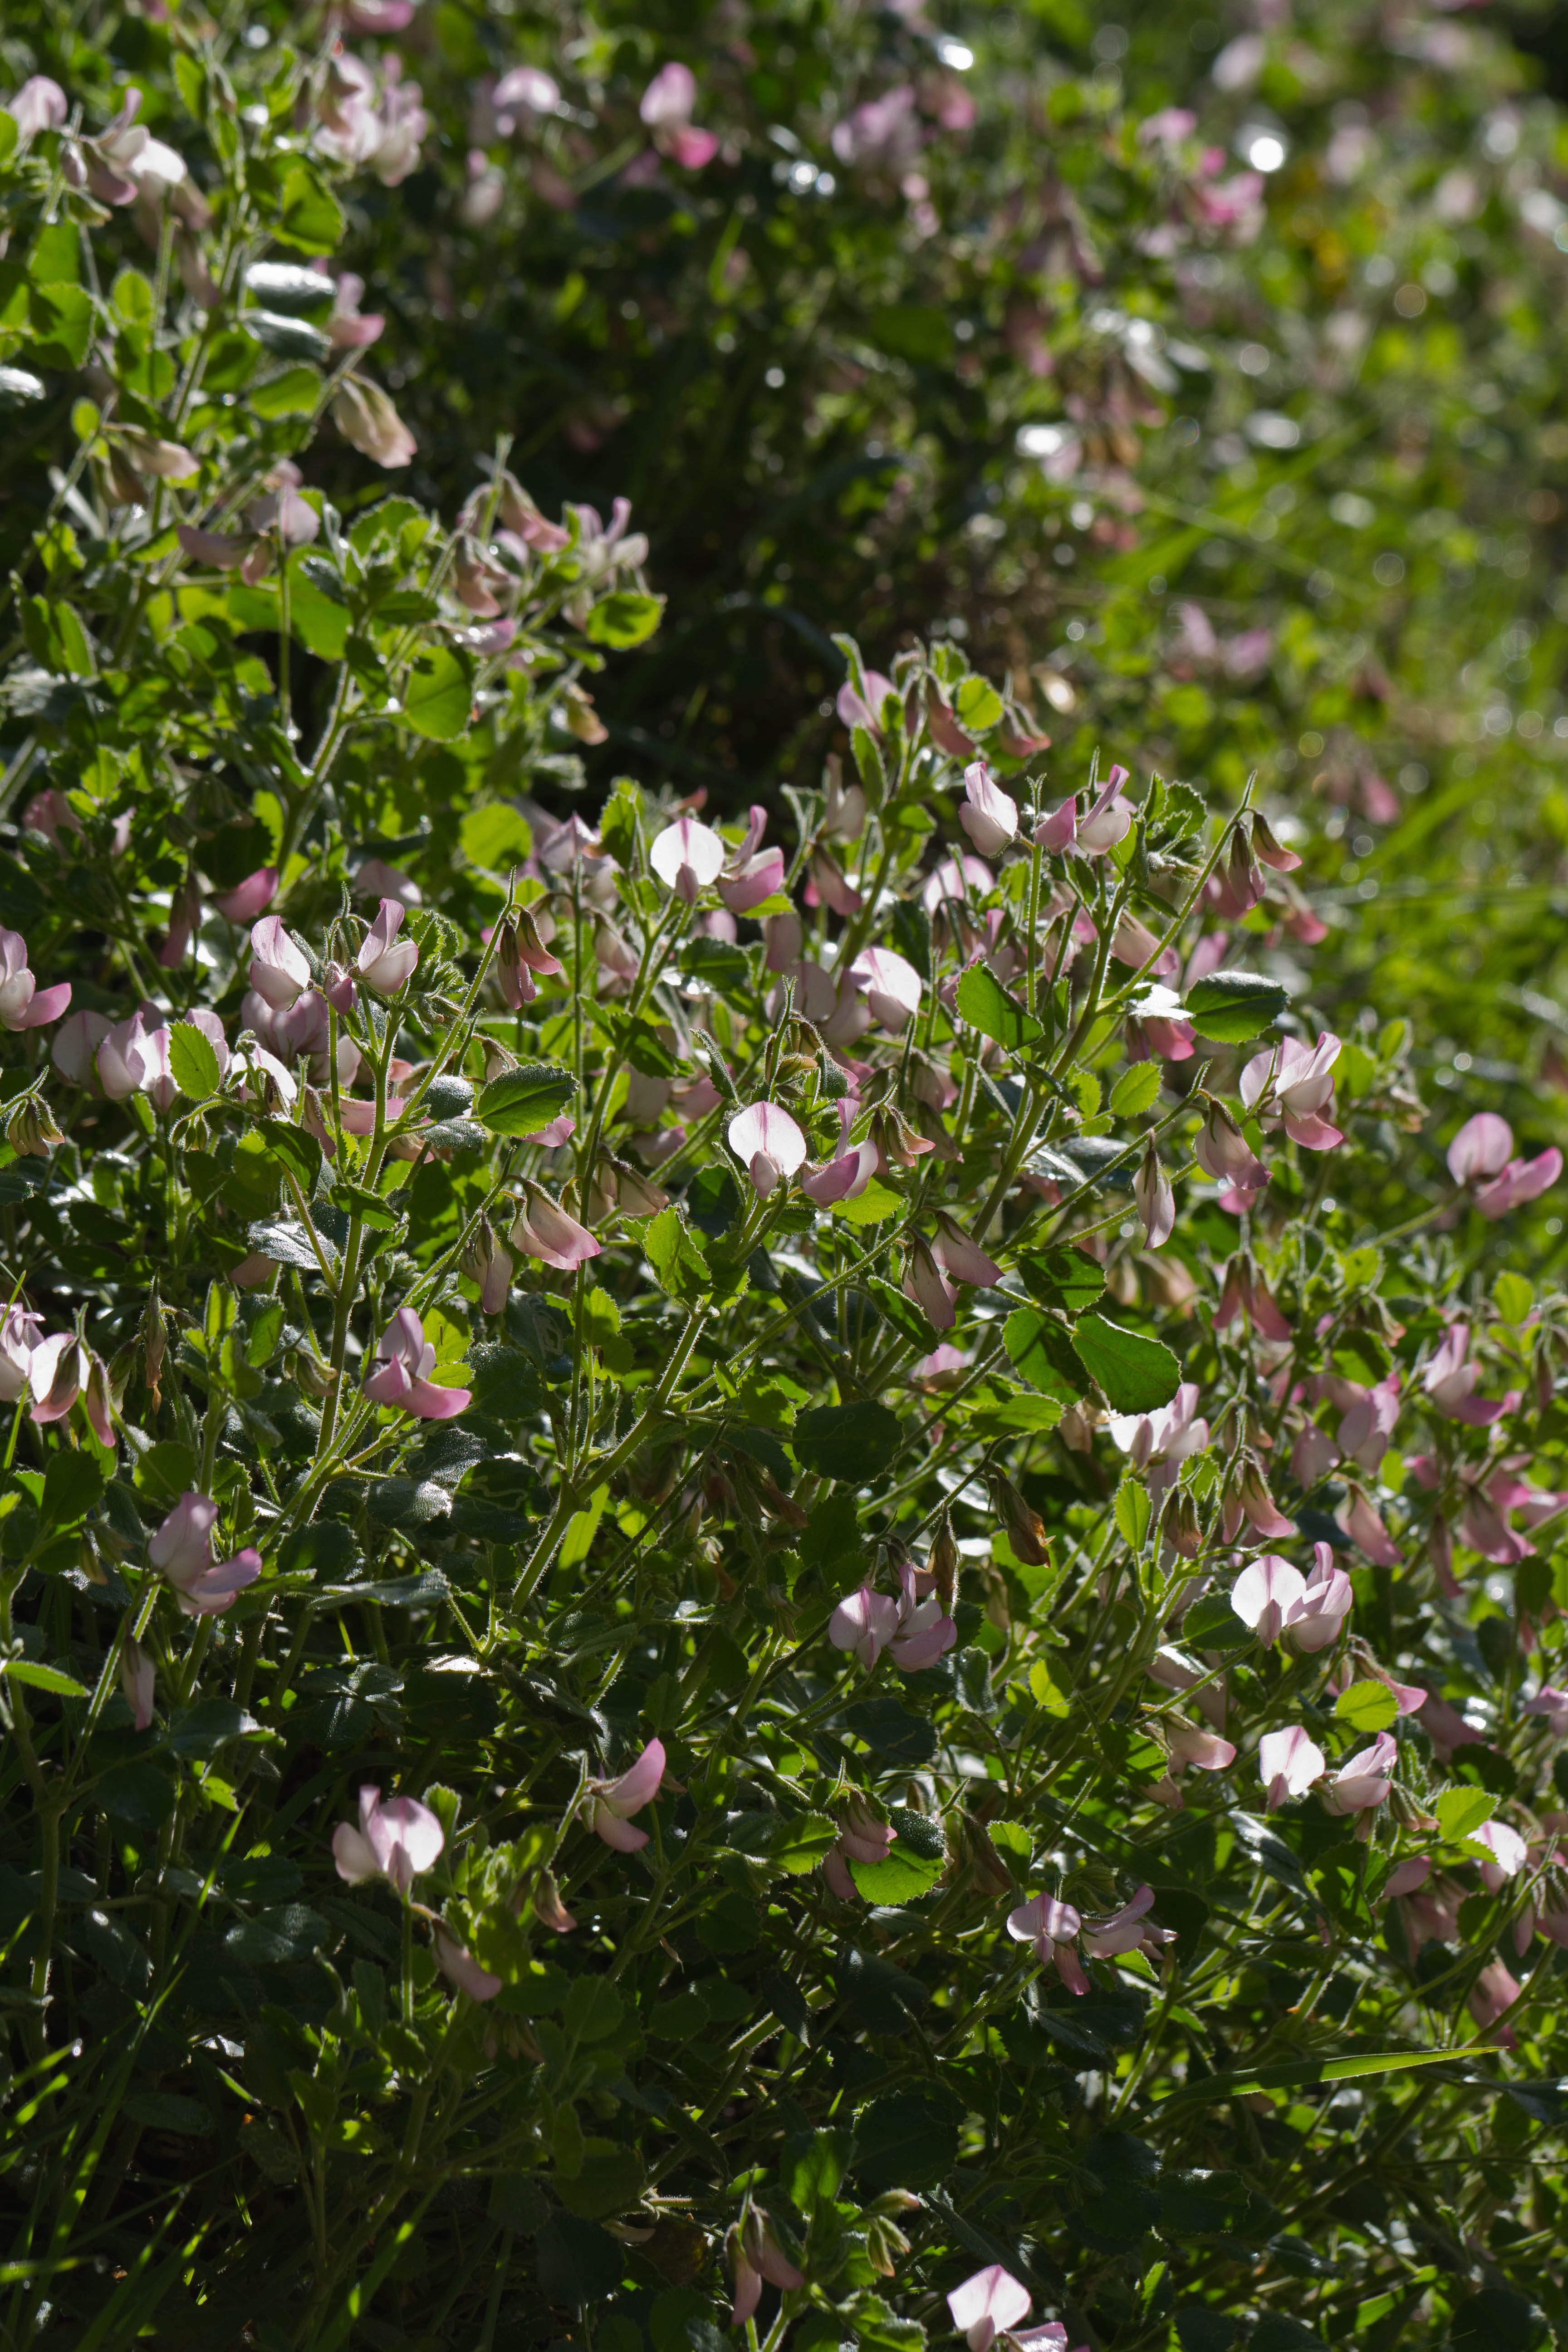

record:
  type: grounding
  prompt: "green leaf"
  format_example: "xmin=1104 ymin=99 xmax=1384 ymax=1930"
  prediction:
xmin=780 ymin=2127 xmax=851 ymax=2215
xmin=258 ymin=1117 xmax=322 ymax=1196
xmin=2 ymin=1659 xmax=90 ymax=1699
xmin=772 ymin=1813 xmax=839 ymax=1873
xmin=678 ymin=936 xmax=750 ymax=997
xmin=402 ymin=645 xmax=475 ymax=740
xmin=1334 ymin=1682 xmax=1398 ymax=1735
xmin=1003 ymin=1307 xmax=1089 ymax=1399
xmin=643 ymin=1205 xmax=712 ymax=1305
xmin=853 ymin=2085 xmax=962 ymax=2189
xmin=955 ymin=960 xmax=1042 ymax=1051
xmin=848 ymin=1846 xmax=943 ymax=1904
xmin=1186 ymin=969 xmax=1290 ymax=1043
xmin=250 ymin=364 xmax=320 ymax=419
xmin=583 ymin=591 xmax=664 ymax=648
xmin=124 ymin=2092 xmax=214 ymax=2137
xmin=1114 ymin=1477 xmax=1152 ymax=1550
xmin=955 ymin=675 xmax=1005 ymax=732
xmin=1435 ymin=1786 xmax=1495 ymax=1846
xmin=20 ymin=595 xmax=93 ymax=678
xmin=1109 ymin=1062 xmax=1162 ymax=1117
xmin=561 ymin=1975 xmax=625 ymax=2044
xmin=792 ymin=1401 xmax=902 ymax=1482
xmin=42 ymin=1448 xmax=103 ymax=1529
xmin=473 ymin=1063 xmax=575 ymax=1137
xmin=1016 ymin=1246 xmax=1107 ymax=1313
xmin=275 ymin=164 xmax=345 ymax=254
xmin=28 ymin=283 xmax=93 ymax=368
xmin=1029 ymin=1656 xmax=1072 ymax=1716
xmin=1493 ymin=1271 xmax=1532 ymax=1327
xmin=168 ymin=1021 xmax=221 ymax=1101
xmin=1071 ymin=1313 xmax=1181 ymax=1413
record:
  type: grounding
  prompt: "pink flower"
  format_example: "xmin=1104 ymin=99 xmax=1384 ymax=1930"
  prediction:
xmin=931 ymin=1213 xmax=1001 ymax=1289
xmin=1164 ymin=1718 xmax=1237 ymax=1774
xmin=249 ymin=915 xmax=311 ymax=1010
xmin=1105 ymin=1383 xmax=1209 ymax=1504
xmin=28 ymin=1332 xmax=91 ymax=1430
xmin=1335 ymin=1373 xmax=1401 ymax=1472
xmin=1220 ymin=1460 xmax=1294 ymax=1543
xmin=1467 ymin=1957 xmax=1521 ymax=2047
xmin=717 ymin=844 xmax=785 ymax=914
xmin=1382 ymin=1856 xmax=1432 ymax=1902
xmin=1523 ymin=1685 xmax=1568 ymax=1738
xmin=0 ymin=930 xmax=70 ymax=1031
xmin=354 ymin=857 xmax=422 ymax=908
xmin=52 ymin=1009 xmax=112 ymax=1086
xmin=650 ymin=815 xmax=725 ymax=902
xmin=1215 ymin=1256 xmax=1291 ymax=1341
xmin=1337 ymin=1486 xmax=1401 ymax=1567
xmin=850 ymin=945 xmax=923 ymax=1030
xmin=801 ymin=1106 xmax=878 ymax=1207
xmin=96 ymin=1010 xmax=173 ymax=1107
xmin=828 ymin=1574 xmax=954 ymax=1672
xmin=120 ymin=1640 xmax=155 ymax=1731
xmin=333 ymin=1785 xmax=445 ymax=1895
xmin=1231 ymin=1546 xmax=1352 ymax=1652
xmin=641 ymin=61 xmax=698 ymax=126
xmin=1258 ymin=1725 xmax=1326 ymax=1809
xmin=921 ymin=853 xmax=993 ymax=915
xmin=828 ymin=1586 xmax=902 ymax=1668
xmin=728 ymin=1101 xmax=807 ymax=1197
xmin=1081 ymin=1883 xmax=1176 ymax=1962
xmin=1195 ymin=1099 xmax=1269 ymax=1204
xmin=332 ymin=377 xmax=416 ymax=468
xmin=823 ymin=1798 xmax=897 ymax=1899
xmin=838 ymin=668 xmax=894 ymax=732
xmin=959 ymin=762 xmax=1019 ymax=858
xmin=585 ymin=1737 xmax=666 ymax=1852
xmin=1007 ymin=1896 xmax=1088 ymax=1993
xmin=1076 ymin=767 xmax=1134 ymax=856
xmin=433 ymin=1927 xmax=502 ymax=2001
xmin=903 ymin=1236 xmax=957 ymax=1331
xmin=1446 ymin=1112 xmax=1512 ymax=1185
xmin=1470 ymin=1819 xmax=1529 ymax=1886
xmin=363 ymin=1307 xmax=471 ymax=1420
xmin=0 ymin=1306 xmax=43 ymax=1402
xmin=1447 ymin=1111 xmax=1561 ymax=1218
xmin=1320 ymin=1731 xmax=1397 ymax=1816
xmin=1421 ymin=1323 xmax=1503 ymax=1424
xmin=6 ymin=77 xmax=68 ymax=137
xmin=948 ymin=2266 xmax=1034 ymax=2352
xmin=1240 ymin=1033 xmax=1343 ymax=1150
xmin=728 ymin=2213 xmax=805 ymax=2326
xmin=149 ymin=1488 xmax=262 ymax=1617
xmin=358 ymin=897 xmax=419 ymax=995
xmin=1134 ymin=1143 xmax=1175 ymax=1249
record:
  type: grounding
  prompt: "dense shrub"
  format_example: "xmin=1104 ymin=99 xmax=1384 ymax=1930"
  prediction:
xmin=0 ymin=16 xmax=1567 ymax=2352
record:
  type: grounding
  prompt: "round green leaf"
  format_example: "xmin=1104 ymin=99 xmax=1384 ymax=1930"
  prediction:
xmin=1185 ymin=969 xmax=1290 ymax=1043
xmin=1334 ymin=1682 xmax=1398 ymax=1735
xmin=1070 ymin=1313 xmax=1181 ymax=1413
xmin=168 ymin=1020 xmax=221 ymax=1101
xmin=402 ymin=645 xmax=475 ymax=740
xmin=473 ymin=1063 xmax=575 ymax=1137
xmin=792 ymin=1400 xmax=902 ymax=1481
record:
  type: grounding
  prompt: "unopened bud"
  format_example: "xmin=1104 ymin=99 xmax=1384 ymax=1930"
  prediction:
xmin=1161 ymin=1487 xmax=1203 ymax=1558
xmin=78 ymin=1532 xmax=107 ymax=1587
xmin=289 ymin=1349 xmax=338 ymax=1400
xmin=532 ymin=1869 xmax=577 ymax=1934
xmin=142 ymin=1285 xmax=167 ymax=1406
xmin=930 ymin=1511 xmax=959 ymax=1618
xmin=6 ymin=1095 xmax=62 ymax=1158
xmin=482 ymin=1036 xmax=518 ymax=1081
xmin=989 ymin=1472 xmax=1051 ymax=1568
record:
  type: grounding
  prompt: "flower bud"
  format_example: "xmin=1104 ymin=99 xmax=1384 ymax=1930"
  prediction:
xmin=989 ymin=1471 xmax=1050 ymax=1568
xmin=930 ymin=1511 xmax=959 ymax=1618
xmin=6 ymin=1094 xmax=62 ymax=1159
xmin=1161 ymin=1486 xmax=1203 ymax=1558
